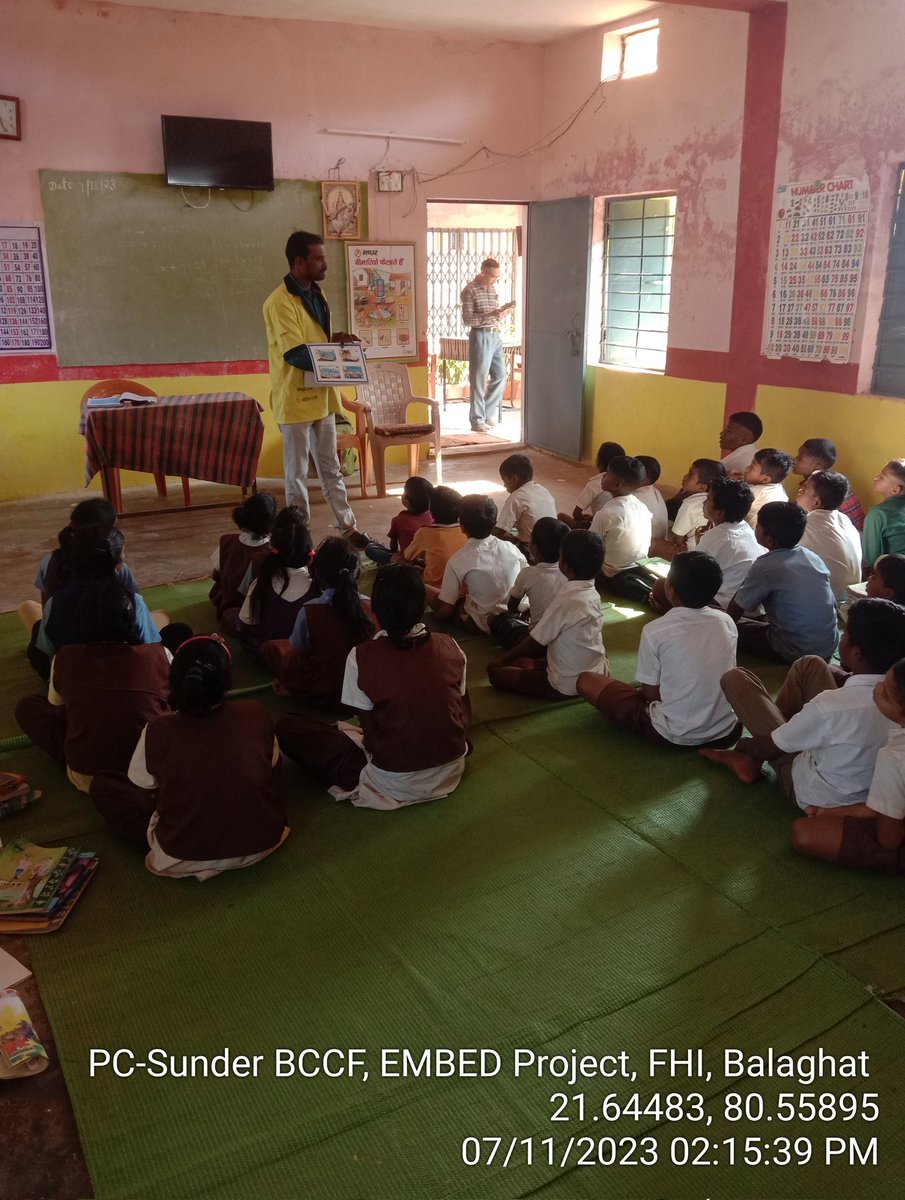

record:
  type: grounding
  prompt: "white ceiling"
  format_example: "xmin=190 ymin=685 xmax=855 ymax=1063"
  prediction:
xmin=107 ymin=0 xmax=660 ymax=44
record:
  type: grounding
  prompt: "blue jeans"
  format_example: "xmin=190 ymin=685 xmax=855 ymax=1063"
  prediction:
xmin=468 ymin=328 xmax=505 ymax=428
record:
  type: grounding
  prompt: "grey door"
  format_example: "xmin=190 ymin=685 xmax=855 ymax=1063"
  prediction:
xmin=524 ymin=196 xmax=592 ymax=460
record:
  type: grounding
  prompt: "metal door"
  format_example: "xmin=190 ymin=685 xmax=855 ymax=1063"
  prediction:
xmin=524 ymin=196 xmax=592 ymax=459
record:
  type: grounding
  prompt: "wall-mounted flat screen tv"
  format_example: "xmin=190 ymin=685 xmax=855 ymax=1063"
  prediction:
xmin=162 ymin=115 xmax=275 ymax=191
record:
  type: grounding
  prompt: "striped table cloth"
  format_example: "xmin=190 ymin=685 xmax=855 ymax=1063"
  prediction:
xmin=82 ymin=392 xmax=264 ymax=489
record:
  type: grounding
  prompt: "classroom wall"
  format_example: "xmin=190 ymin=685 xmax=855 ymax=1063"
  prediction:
xmin=0 ymin=0 xmax=543 ymax=500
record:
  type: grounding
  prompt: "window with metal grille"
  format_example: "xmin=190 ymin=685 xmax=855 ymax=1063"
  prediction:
xmin=601 ymin=195 xmax=675 ymax=372
xmin=873 ymin=165 xmax=905 ymax=397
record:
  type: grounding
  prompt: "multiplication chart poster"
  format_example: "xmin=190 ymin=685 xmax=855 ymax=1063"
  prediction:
xmin=0 ymin=224 xmax=54 ymax=353
xmin=763 ymin=177 xmax=870 ymax=362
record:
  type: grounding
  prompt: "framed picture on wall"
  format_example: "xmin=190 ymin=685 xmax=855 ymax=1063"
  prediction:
xmin=320 ymin=181 xmax=362 ymax=240
xmin=345 ymin=242 xmax=417 ymax=360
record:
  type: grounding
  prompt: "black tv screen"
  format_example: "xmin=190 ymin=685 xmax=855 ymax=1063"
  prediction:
xmin=162 ymin=115 xmax=274 ymax=191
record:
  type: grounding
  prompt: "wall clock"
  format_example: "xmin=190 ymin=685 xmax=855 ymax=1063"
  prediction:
xmin=321 ymin=181 xmax=361 ymax=240
xmin=0 ymin=96 xmax=21 ymax=141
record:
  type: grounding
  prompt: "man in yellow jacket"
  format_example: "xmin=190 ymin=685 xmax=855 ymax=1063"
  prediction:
xmin=263 ymin=230 xmax=357 ymax=529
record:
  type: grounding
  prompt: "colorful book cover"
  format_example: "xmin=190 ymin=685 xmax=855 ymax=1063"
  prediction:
xmin=0 ymin=840 xmax=80 ymax=913
xmin=0 ymin=989 xmax=49 ymax=1078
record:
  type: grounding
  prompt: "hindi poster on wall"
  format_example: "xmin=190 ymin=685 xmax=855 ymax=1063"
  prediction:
xmin=345 ymin=242 xmax=417 ymax=360
xmin=763 ymin=176 xmax=870 ymax=363
xmin=0 ymin=224 xmax=54 ymax=353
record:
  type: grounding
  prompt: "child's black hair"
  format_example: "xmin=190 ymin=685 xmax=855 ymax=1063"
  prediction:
xmin=171 ymin=638 xmax=232 ymax=717
xmin=799 ymin=437 xmax=837 ymax=468
xmin=251 ymin=507 xmax=313 ymax=624
xmin=883 ymin=459 xmax=905 ymax=489
xmin=595 ymin=441 xmax=626 ymax=472
xmin=874 ymin=554 xmax=905 ymax=605
xmin=635 ymin=455 xmax=661 ymax=486
xmin=531 ymin=517 xmax=570 ymax=564
xmin=403 ymin=475 xmax=434 ymax=516
xmin=429 ymin=486 xmax=462 ymax=526
xmin=70 ymin=497 xmax=117 ymax=530
xmin=727 ymin=411 xmax=763 ymax=440
xmin=709 ymin=478 xmax=754 ymax=524
xmin=231 ymin=491 xmax=278 ymax=539
xmin=370 ymin=563 xmax=428 ymax=649
xmin=560 ymin=529 xmax=605 ymax=580
xmin=459 ymin=494 xmax=498 ymax=539
xmin=753 ymin=448 xmax=793 ymax=483
xmin=69 ymin=525 xmax=125 ymax=579
xmin=691 ymin=458 xmax=727 ymax=488
xmin=847 ymin=598 xmax=905 ymax=675
xmin=312 ymin=536 xmax=374 ymax=644
xmin=756 ymin=501 xmax=807 ymax=548
xmin=668 ymin=551 xmax=723 ymax=609
xmin=808 ymin=470 xmax=850 ymax=511
xmin=48 ymin=497 xmax=119 ymax=594
xmin=75 ymin=579 xmax=141 ymax=645
xmin=499 ymin=453 xmax=533 ymax=483
xmin=606 ymin=455 xmax=646 ymax=489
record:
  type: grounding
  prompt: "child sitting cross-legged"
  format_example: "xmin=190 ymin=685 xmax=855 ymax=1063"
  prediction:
xmin=634 ymin=455 xmax=668 ymax=541
xmin=701 ymin=598 xmax=905 ymax=811
xmin=487 ymin=529 xmax=607 ymax=700
xmin=558 ymin=440 xmax=625 ymax=529
xmin=790 ymin=655 xmax=905 ymax=874
xmin=209 ymin=491 xmax=278 ymax=631
xmin=797 ymin=470 xmax=862 ymax=603
xmin=403 ymin=485 xmax=467 ymax=595
xmin=431 ymin=495 xmax=525 ymax=633
xmin=651 ymin=458 xmax=726 ymax=558
xmin=489 ymin=516 xmax=570 ymax=649
xmin=276 ymin=563 xmax=471 ymax=811
xmin=351 ymin=475 xmax=434 ymax=566
xmin=237 ymin=506 xmax=314 ymax=652
xmin=649 ymin=478 xmax=765 ymax=614
xmin=792 ymin=437 xmax=866 ymax=531
xmin=590 ymin=455 xmax=655 ymax=601
xmin=863 ymin=458 xmax=905 ymax=567
xmin=578 ymin=552 xmax=740 ymax=747
xmin=261 ymin=536 xmax=374 ymax=709
xmin=493 ymin=453 xmax=557 ymax=555
xmin=742 ymin=448 xmax=793 ymax=527
xmin=728 ymin=501 xmax=838 ymax=663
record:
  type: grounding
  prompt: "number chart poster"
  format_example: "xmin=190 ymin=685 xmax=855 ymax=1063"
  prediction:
xmin=346 ymin=242 xmax=417 ymax=360
xmin=0 ymin=225 xmax=54 ymax=353
xmin=763 ymin=177 xmax=870 ymax=363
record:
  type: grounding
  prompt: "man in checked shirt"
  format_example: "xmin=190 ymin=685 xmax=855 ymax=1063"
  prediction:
xmin=460 ymin=258 xmax=515 ymax=434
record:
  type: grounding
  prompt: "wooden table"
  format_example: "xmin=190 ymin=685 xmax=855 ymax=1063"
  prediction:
xmin=81 ymin=391 xmax=264 ymax=515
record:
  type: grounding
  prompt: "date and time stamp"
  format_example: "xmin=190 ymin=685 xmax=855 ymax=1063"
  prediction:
xmin=87 ymin=1043 xmax=883 ymax=1173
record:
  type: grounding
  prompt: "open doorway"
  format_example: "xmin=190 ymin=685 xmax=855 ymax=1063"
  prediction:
xmin=426 ymin=201 xmax=526 ymax=450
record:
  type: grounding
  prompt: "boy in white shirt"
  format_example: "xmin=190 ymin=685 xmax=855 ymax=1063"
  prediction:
xmin=490 ymin=516 xmax=569 ymax=649
xmin=493 ymin=453 xmax=557 ymax=553
xmin=634 ymin=455 xmax=669 ymax=541
xmin=791 ymin=656 xmax=905 ymax=874
xmin=558 ymin=440 xmax=624 ymax=529
xmin=700 ymin=598 xmax=905 ymax=810
xmin=432 ymin=494 xmax=525 ymax=632
xmin=719 ymin=411 xmax=762 ymax=475
xmin=743 ymin=448 xmax=793 ymax=526
xmin=797 ymin=470 xmax=862 ymax=603
xmin=651 ymin=458 xmax=726 ymax=557
xmin=696 ymin=478 xmax=766 ymax=607
xmin=488 ymin=530 xmax=607 ymax=699
xmin=578 ymin=551 xmax=740 ymax=747
xmin=590 ymin=455 xmax=654 ymax=601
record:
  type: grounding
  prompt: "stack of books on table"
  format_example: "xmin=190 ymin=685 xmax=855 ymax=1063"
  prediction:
xmin=0 ymin=772 xmax=41 ymax=820
xmin=0 ymin=839 xmax=97 ymax=934
xmin=84 ymin=391 xmax=157 ymax=408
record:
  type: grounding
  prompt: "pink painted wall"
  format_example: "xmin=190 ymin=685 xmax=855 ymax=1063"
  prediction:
xmin=775 ymin=0 xmax=905 ymax=393
xmin=2 ymin=0 xmax=545 ymax=346
xmin=538 ymin=5 xmax=749 ymax=354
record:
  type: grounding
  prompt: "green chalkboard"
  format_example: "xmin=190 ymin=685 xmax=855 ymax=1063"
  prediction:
xmin=39 ymin=170 xmax=366 ymax=367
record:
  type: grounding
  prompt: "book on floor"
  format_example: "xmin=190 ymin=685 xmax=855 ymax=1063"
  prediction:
xmin=0 ymin=989 xmax=49 ymax=1079
xmin=0 ymin=840 xmax=97 ymax=933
